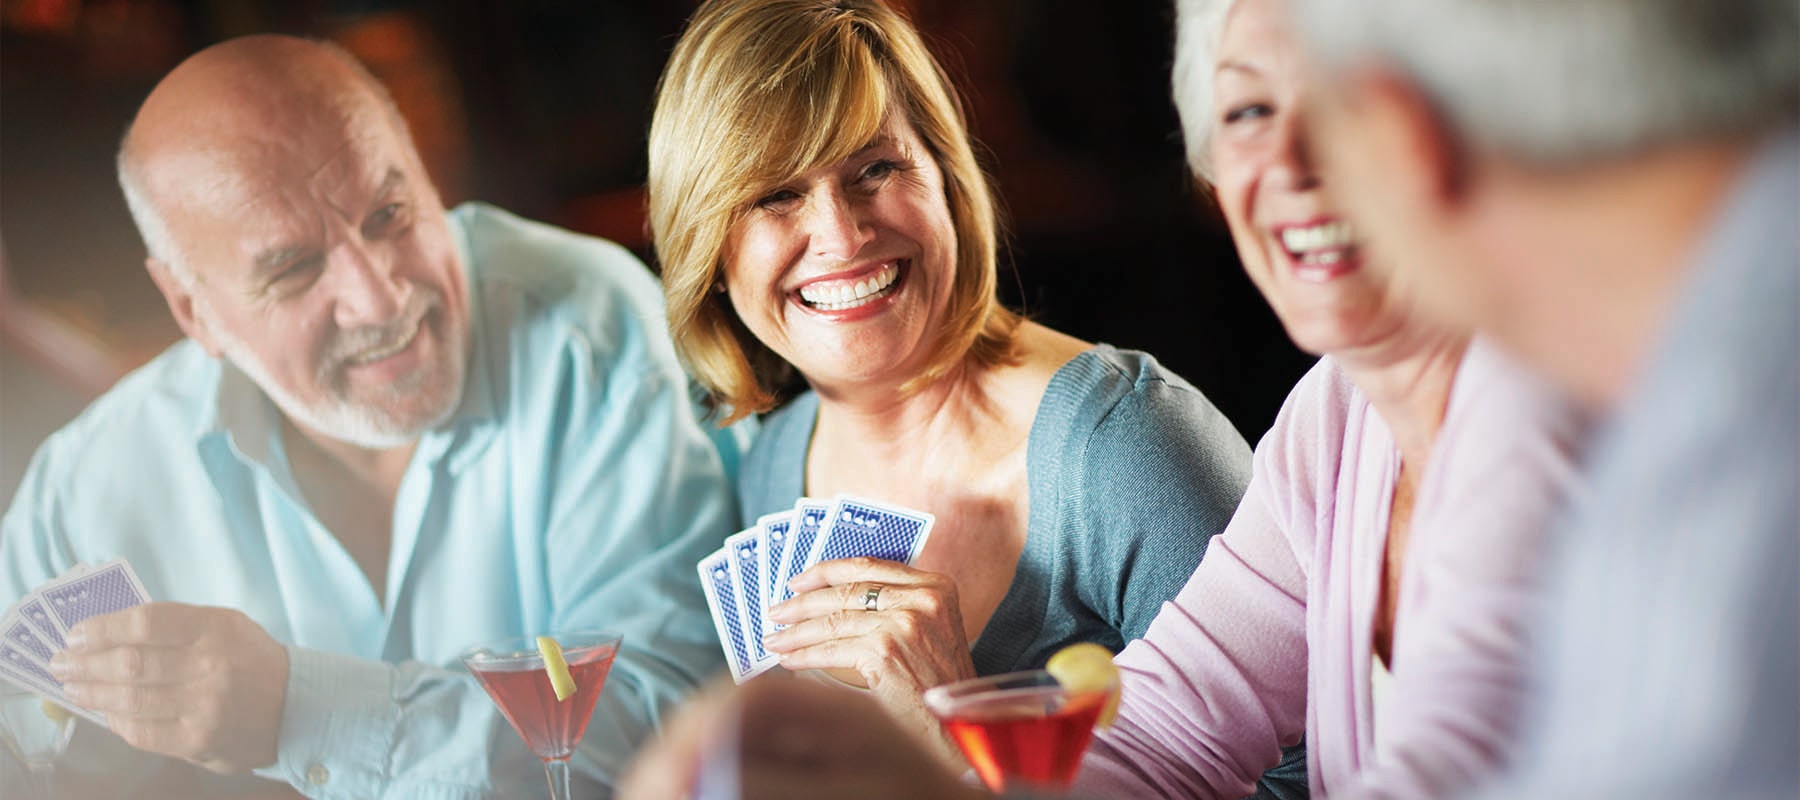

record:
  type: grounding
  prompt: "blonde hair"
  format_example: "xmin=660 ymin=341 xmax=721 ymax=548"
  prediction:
xmin=648 ymin=0 xmax=1022 ymax=425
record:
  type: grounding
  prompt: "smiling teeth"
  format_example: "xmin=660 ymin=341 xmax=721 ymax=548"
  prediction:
xmin=348 ymin=326 xmax=419 ymax=365
xmin=1281 ymin=221 xmax=1354 ymax=256
xmin=799 ymin=263 xmax=900 ymax=310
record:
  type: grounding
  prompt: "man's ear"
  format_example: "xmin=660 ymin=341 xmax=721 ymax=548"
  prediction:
xmin=145 ymin=257 xmax=222 ymax=358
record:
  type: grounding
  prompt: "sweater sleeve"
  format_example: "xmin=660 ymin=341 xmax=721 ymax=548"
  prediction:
xmin=1074 ymin=364 xmax=1338 ymax=798
xmin=1338 ymin=342 xmax=1583 ymax=800
xmin=1076 ymin=377 xmax=1253 ymax=644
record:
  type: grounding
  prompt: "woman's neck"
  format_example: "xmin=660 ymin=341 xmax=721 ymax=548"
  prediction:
xmin=805 ymin=322 xmax=1083 ymax=485
xmin=812 ymin=358 xmax=1006 ymax=467
xmin=1335 ymin=326 xmax=1470 ymax=469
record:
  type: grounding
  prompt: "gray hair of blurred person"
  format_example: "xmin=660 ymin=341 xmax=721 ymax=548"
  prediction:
xmin=1171 ymin=0 xmax=1243 ymax=181
xmin=1290 ymin=0 xmax=1800 ymax=163
xmin=115 ymin=39 xmax=415 ymax=286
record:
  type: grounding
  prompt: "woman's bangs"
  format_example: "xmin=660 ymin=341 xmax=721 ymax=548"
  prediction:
xmin=734 ymin=26 xmax=891 ymax=198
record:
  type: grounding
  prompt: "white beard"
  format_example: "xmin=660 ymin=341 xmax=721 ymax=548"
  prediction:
xmin=200 ymin=302 xmax=461 ymax=450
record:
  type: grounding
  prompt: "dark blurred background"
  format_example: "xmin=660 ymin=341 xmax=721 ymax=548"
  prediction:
xmin=0 ymin=0 xmax=1314 ymax=504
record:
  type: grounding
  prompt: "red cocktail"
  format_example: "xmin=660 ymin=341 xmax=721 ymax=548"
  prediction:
xmin=461 ymin=632 xmax=622 ymax=800
xmin=924 ymin=670 xmax=1114 ymax=792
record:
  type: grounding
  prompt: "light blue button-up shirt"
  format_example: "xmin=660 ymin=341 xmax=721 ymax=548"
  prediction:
xmin=2 ymin=203 xmax=741 ymax=798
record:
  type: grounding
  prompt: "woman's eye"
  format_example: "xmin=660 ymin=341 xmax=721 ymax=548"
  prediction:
xmin=755 ymin=189 xmax=801 ymax=211
xmin=860 ymin=159 xmax=899 ymax=182
xmin=1222 ymin=103 xmax=1273 ymax=125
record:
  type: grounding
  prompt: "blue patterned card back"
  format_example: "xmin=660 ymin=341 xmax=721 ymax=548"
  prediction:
xmin=698 ymin=548 xmax=753 ymax=680
xmin=808 ymin=496 xmax=936 ymax=567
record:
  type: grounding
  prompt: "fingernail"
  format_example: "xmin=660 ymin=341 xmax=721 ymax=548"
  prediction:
xmin=62 ymin=683 xmax=85 ymax=703
xmin=47 ymin=654 xmax=71 ymax=678
xmin=62 ymin=627 xmax=86 ymax=650
xmin=762 ymin=631 xmax=786 ymax=651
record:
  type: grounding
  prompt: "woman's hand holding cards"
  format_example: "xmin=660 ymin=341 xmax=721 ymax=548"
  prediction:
xmin=764 ymin=556 xmax=976 ymax=767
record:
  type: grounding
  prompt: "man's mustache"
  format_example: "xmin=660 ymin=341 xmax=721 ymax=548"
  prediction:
xmin=320 ymin=288 xmax=440 ymax=375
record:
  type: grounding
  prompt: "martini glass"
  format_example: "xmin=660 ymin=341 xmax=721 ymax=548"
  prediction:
xmin=461 ymin=632 xmax=622 ymax=800
xmin=0 ymin=684 xmax=76 ymax=799
xmin=923 ymin=669 xmax=1113 ymax=793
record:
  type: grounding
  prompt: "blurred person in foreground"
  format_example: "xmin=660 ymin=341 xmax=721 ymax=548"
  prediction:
xmin=1 ymin=35 xmax=739 ymax=797
xmin=1289 ymin=0 xmax=1799 ymax=796
xmin=646 ymin=0 xmax=1305 ymax=794
xmin=621 ymin=0 xmax=1585 ymax=796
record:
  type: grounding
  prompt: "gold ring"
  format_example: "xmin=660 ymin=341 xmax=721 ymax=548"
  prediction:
xmin=862 ymin=584 xmax=883 ymax=612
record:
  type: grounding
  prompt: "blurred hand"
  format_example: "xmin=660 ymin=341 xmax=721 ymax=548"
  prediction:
xmin=48 ymin=602 xmax=289 ymax=774
xmin=619 ymin=675 xmax=991 ymax=800
xmin=765 ymin=557 xmax=975 ymax=759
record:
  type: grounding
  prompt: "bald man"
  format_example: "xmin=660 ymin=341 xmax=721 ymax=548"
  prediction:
xmin=2 ymin=35 xmax=739 ymax=798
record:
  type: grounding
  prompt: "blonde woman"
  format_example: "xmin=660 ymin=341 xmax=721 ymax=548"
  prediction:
xmin=647 ymin=0 xmax=1304 ymax=793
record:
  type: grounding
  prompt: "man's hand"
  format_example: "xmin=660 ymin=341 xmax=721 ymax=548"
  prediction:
xmin=48 ymin=602 xmax=289 ymax=774
xmin=619 ymin=675 xmax=992 ymax=800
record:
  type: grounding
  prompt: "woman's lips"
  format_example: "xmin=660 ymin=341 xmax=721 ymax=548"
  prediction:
xmin=793 ymin=260 xmax=906 ymax=313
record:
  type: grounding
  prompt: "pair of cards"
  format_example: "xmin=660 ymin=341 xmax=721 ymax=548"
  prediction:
xmin=698 ymin=495 xmax=935 ymax=682
xmin=0 ymin=560 xmax=152 ymax=726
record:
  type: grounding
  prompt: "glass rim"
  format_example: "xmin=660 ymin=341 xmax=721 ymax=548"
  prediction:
xmin=458 ymin=630 xmax=624 ymax=666
xmin=922 ymin=668 xmax=1115 ymax=716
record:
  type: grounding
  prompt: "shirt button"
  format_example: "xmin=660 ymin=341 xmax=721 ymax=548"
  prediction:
xmin=306 ymin=764 xmax=330 ymax=786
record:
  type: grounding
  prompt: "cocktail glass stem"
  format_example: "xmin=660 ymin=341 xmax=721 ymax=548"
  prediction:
xmin=544 ymin=757 xmax=571 ymax=800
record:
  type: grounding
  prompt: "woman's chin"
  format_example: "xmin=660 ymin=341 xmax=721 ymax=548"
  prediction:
xmin=1281 ymin=314 xmax=1389 ymax=358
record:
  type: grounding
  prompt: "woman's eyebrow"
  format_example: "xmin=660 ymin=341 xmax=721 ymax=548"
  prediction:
xmin=1217 ymin=59 xmax=1262 ymax=77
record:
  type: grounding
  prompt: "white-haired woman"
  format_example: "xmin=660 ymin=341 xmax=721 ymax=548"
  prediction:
xmin=1071 ymin=0 xmax=1583 ymax=795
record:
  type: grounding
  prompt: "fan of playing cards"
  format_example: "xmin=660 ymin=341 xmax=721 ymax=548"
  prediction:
xmin=698 ymin=495 xmax=935 ymax=683
xmin=1 ymin=560 xmax=152 ymax=726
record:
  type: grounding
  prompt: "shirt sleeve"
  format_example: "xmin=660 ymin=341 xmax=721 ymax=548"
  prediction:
xmin=2 ymin=438 xmax=175 ymax=794
xmin=259 ymin=324 xmax=736 ymax=798
xmin=537 ymin=340 xmax=738 ymax=790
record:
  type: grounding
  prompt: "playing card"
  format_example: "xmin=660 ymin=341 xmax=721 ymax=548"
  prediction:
xmin=39 ymin=560 xmax=149 ymax=634
xmin=0 ymin=650 xmax=106 ymax=727
xmin=698 ymin=546 xmax=758 ymax=683
xmin=807 ymin=496 xmax=936 ymax=567
xmin=0 ymin=646 xmax=65 ymax=699
xmin=776 ymin=499 xmax=830 ymax=607
xmin=755 ymin=512 xmax=794 ymax=631
xmin=1 ymin=613 xmax=56 ymax=668
xmin=14 ymin=595 xmax=66 ymax=650
xmin=724 ymin=529 xmax=772 ymax=667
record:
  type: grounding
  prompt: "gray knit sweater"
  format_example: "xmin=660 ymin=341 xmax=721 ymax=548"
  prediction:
xmin=736 ymin=344 xmax=1250 ymax=670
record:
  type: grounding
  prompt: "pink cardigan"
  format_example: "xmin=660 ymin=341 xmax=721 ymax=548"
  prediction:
xmin=1076 ymin=341 xmax=1583 ymax=799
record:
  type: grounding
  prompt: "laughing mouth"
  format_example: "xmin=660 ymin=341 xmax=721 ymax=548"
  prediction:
xmin=797 ymin=261 xmax=903 ymax=311
xmin=344 ymin=316 xmax=424 ymax=366
xmin=1279 ymin=220 xmax=1357 ymax=265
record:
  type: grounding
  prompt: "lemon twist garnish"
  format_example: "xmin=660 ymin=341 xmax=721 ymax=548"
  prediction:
xmin=536 ymin=636 xmax=577 ymax=702
xmin=1045 ymin=642 xmax=1121 ymax=728
xmin=40 ymin=699 xmax=72 ymax=724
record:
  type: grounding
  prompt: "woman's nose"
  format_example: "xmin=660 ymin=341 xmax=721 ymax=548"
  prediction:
xmin=1270 ymin=109 xmax=1322 ymax=192
xmin=806 ymin=189 xmax=876 ymax=261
